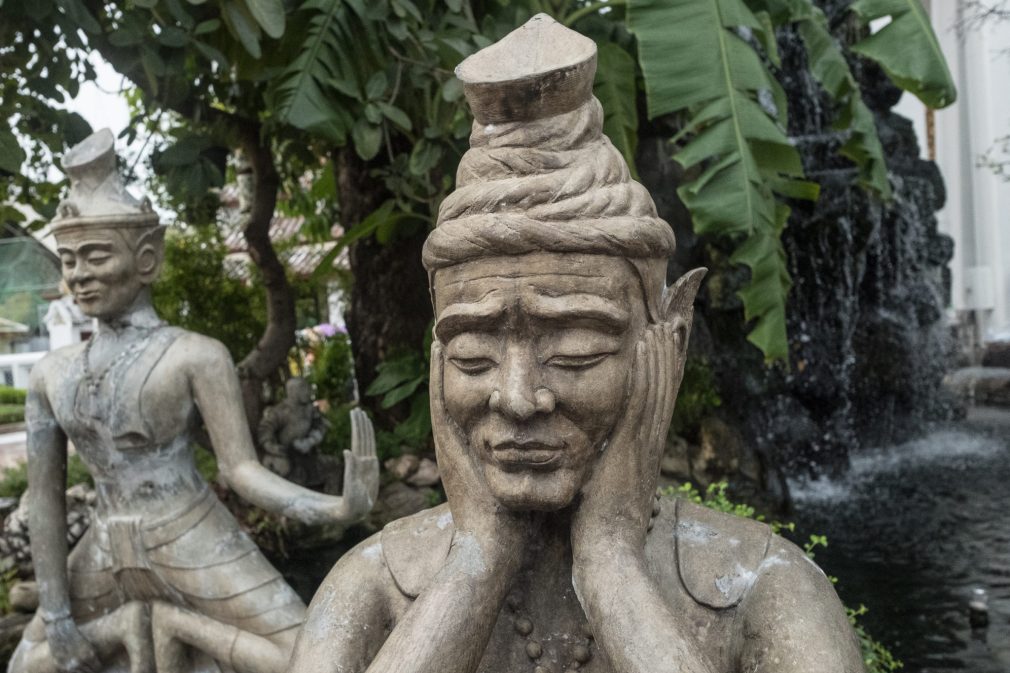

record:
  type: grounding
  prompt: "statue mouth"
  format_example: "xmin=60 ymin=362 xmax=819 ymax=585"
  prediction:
xmin=489 ymin=440 xmax=564 ymax=471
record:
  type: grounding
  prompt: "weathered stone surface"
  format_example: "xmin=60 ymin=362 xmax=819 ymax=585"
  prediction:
xmin=291 ymin=15 xmax=863 ymax=673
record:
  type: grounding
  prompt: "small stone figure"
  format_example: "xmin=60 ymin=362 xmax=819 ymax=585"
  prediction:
xmin=258 ymin=377 xmax=331 ymax=484
xmin=9 ymin=129 xmax=379 ymax=673
xmin=291 ymin=15 xmax=863 ymax=673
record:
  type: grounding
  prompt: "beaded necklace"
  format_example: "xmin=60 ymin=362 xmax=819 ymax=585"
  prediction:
xmin=507 ymin=492 xmax=663 ymax=672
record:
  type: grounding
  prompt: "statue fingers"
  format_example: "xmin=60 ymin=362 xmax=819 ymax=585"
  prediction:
xmin=350 ymin=408 xmax=363 ymax=455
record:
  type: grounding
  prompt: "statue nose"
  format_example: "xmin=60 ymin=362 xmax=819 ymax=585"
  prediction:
xmin=490 ymin=351 xmax=541 ymax=420
xmin=489 ymin=355 xmax=555 ymax=420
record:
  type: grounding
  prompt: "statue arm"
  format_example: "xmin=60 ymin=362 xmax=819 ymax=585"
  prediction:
xmin=361 ymin=532 xmax=518 ymax=673
xmin=25 ymin=361 xmax=72 ymax=621
xmin=572 ymin=544 xmax=718 ymax=673
xmin=289 ymin=534 xmax=402 ymax=673
xmin=736 ymin=540 xmax=864 ymax=673
xmin=187 ymin=336 xmax=375 ymax=525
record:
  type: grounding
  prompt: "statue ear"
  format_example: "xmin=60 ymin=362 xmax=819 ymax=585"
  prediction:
xmin=135 ymin=226 xmax=166 ymax=284
xmin=660 ymin=267 xmax=707 ymax=356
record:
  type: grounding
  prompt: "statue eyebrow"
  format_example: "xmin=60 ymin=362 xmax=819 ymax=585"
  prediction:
xmin=524 ymin=293 xmax=630 ymax=334
xmin=56 ymin=241 xmax=115 ymax=255
xmin=435 ymin=296 xmax=508 ymax=342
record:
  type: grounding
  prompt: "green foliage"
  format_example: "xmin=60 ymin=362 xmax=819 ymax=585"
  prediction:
xmin=153 ymin=226 xmax=267 ymax=362
xmin=848 ymin=604 xmax=905 ymax=671
xmin=594 ymin=42 xmax=640 ymax=177
xmin=194 ymin=445 xmax=219 ymax=483
xmin=0 ymin=388 xmax=26 ymax=406
xmin=670 ymin=357 xmax=722 ymax=437
xmin=0 ymin=454 xmax=92 ymax=500
xmin=308 ymin=332 xmax=355 ymax=404
xmin=0 ymin=464 xmax=28 ymax=500
xmin=670 ymin=481 xmax=900 ymax=673
xmin=849 ymin=0 xmax=956 ymax=109
xmin=786 ymin=4 xmax=890 ymax=198
xmin=366 ymin=347 xmax=432 ymax=452
xmin=0 ymin=566 xmax=20 ymax=616
xmin=0 ymin=406 xmax=24 ymax=425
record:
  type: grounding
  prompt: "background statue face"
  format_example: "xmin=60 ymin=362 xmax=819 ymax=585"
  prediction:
xmin=56 ymin=227 xmax=153 ymax=319
xmin=433 ymin=252 xmax=650 ymax=511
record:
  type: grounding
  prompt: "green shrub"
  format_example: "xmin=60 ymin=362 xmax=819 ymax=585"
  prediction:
xmin=0 ymin=387 xmax=26 ymax=405
xmin=308 ymin=332 xmax=354 ymax=404
xmin=670 ymin=482 xmax=902 ymax=673
xmin=670 ymin=357 xmax=722 ymax=438
xmin=0 ymin=454 xmax=93 ymax=500
xmin=0 ymin=404 xmax=24 ymax=425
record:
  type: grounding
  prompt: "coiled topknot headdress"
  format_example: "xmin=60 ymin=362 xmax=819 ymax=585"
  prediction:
xmin=422 ymin=14 xmax=676 ymax=273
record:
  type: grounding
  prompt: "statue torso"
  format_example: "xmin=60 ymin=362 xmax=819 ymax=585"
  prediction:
xmin=378 ymin=500 xmax=785 ymax=673
xmin=41 ymin=326 xmax=206 ymax=521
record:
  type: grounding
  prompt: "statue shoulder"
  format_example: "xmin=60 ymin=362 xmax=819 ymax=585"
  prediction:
xmin=167 ymin=330 xmax=235 ymax=369
xmin=379 ymin=503 xmax=454 ymax=598
xmin=35 ymin=342 xmax=85 ymax=373
xmin=655 ymin=498 xmax=775 ymax=610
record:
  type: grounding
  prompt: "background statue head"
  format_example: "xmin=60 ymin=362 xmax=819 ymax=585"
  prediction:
xmin=425 ymin=15 xmax=705 ymax=512
xmin=285 ymin=377 xmax=314 ymax=406
xmin=52 ymin=129 xmax=165 ymax=320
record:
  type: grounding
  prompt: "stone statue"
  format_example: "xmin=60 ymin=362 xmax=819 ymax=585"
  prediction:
xmin=10 ymin=129 xmax=380 ymax=673
xmin=257 ymin=377 xmax=329 ymax=483
xmin=291 ymin=15 xmax=863 ymax=673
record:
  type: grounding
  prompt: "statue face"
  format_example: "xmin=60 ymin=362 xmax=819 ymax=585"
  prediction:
xmin=56 ymin=227 xmax=146 ymax=319
xmin=433 ymin=252 xmax=649 ymax=511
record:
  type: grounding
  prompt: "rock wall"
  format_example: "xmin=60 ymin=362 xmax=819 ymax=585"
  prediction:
xmin=640 ymin=0 xmax=956 ymax=490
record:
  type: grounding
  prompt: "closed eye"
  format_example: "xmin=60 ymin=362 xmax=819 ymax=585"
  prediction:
xmin=450 ymin=357 xmax=497 ymax=375
xmin=545 ymin=353 xmax=610 ymax=370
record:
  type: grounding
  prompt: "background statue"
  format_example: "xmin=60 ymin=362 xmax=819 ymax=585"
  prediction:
xmin=291 ymin=15 xmax=863 ymax=673
xmin=257 ymin=377 xmax=328 ymax=484
xmin=9 ymin=129 xmax=379 ymax=673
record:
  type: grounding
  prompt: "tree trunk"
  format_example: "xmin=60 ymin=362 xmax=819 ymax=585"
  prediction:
xmin=334 ymin=148 xmax=432 ymax=420
xmin=235 ymin=128 xmax=296 ymax=429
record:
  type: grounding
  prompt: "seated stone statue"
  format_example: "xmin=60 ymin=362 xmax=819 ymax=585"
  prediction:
xmin=258 ymin=377 xmax=328 ymax=484
xmin=9 ymin=129 xmax=379 ymax=673
xmin=290 ymin=15 xmax=863 ymax=673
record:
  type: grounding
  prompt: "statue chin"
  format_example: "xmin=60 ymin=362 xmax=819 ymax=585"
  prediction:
xmin=483 ymin=464 xmax=582 ymax=512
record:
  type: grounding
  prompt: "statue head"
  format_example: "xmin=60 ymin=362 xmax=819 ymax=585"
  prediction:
xmin=285 ymin=377 xmax=314 ymax=406
xmin=51 ymin=129 xmax=165 ymax=320
xmin=425 ymin=15 xmax=704 ymax=512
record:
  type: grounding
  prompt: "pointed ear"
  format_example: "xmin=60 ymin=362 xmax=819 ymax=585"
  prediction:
xmin=660 ymin=267 xmax=707 ymax=354
xmin=135 ymin=226 xmax=166 ymax=284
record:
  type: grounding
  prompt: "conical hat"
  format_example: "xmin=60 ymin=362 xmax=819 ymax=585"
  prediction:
xmin=51 ymin=129 xmax=159 ymax=233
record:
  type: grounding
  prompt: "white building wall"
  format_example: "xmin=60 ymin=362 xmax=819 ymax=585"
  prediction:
xmin=897 ymin=0 xmax=1010 ymax=344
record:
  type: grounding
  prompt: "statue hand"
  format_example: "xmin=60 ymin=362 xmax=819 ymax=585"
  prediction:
xmin=430 ymin=342 xmax=529 ymax=567
xmin=572 ymin=323 xmax=678 ymax=561
xmin=46 ymin=615 xmax=101 ymax=673
xmin=339 ymin=408 xmax=378 ymax=521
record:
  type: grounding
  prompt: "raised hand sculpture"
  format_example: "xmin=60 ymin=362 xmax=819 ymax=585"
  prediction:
xmin=8 ymin=129 xmax=379 ymax=673
xmin=290 ymin=14 xmax=863 ymax=673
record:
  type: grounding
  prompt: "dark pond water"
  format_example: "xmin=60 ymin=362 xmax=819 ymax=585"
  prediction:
xmin=790 ymin=411 xmax=1010 ymax=673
